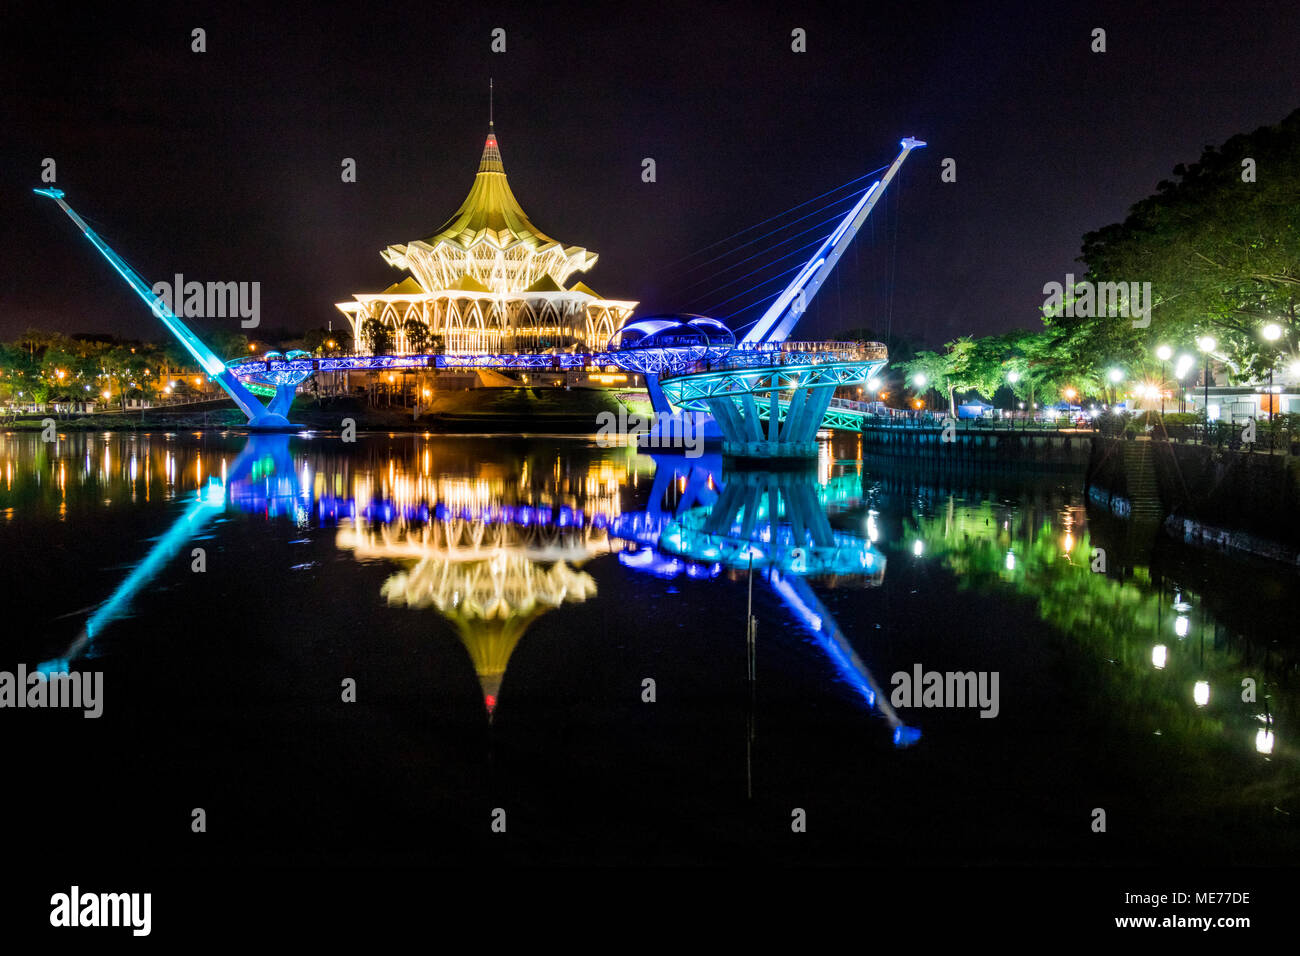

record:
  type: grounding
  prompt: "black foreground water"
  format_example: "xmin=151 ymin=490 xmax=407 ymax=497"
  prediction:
xmin=0 ymin=429 xmax=1296 ymax=867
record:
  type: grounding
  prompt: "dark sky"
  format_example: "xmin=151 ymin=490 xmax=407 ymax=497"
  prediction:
xmin=4 ymin=0 xmax=1299 ymax=349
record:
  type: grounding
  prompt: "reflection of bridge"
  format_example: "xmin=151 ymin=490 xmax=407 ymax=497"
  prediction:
xmin=609 ymin=452 xmax=919 ymax=747
xmin=36 ymin=137 xmax=919 ymax=451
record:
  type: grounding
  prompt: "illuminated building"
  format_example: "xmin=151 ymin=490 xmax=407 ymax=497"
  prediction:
xmin=337 ymin=123 xmax=636 ymax=354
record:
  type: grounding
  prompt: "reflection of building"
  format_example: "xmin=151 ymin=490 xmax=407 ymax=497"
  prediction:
xmin=336 ymin=124 xmax=636 ymax=354
xmin=334 ymin=462 xmax=627 ymax=718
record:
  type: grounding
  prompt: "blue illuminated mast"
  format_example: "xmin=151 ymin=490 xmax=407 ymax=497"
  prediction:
xmin=33 ymin=188 xmax=298 ymax=428
xmin=741 ymin=137 xmax=925 ymax=346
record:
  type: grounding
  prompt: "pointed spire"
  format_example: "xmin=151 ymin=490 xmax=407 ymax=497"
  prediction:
xmin=479 ymin=78 xmax=504 ymax=173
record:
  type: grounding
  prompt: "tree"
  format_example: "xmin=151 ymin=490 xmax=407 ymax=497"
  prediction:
xmin=361 ymin=318 xmax=393 ymax=355
xmin=102 ymin=346 xmax=148 ymax=412
xmin=895 ymin=350 xmax=951 ymax=413
xmin=402 ymin=318 xmax=430 ymax=354
xmin=896 ymin=337 xmax=996 ymax=416
xmin=1076 ymin=107 xmax=1300 ymax=383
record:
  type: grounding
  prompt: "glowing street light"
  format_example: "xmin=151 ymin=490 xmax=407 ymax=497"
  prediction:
xmin=1193 ymin=680 xmax=1210 ymax=707
xmin=1155 ymin=344 xmax=1173 ymax=362
xmin=913 ymin=372 xmax=927 ymax=387
xmin=1196 ymin=337 xmax=1216 ymax=438
xmin=1107 ymin=368 xmax=1123 ymax=384
xmin=1261 ymin=323 xmax=1284 ymax=419
xmin=1006 ymin=370 xmax=1020 ymax=384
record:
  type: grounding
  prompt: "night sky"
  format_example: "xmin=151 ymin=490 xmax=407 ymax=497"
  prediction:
xmin=4 ymin=0 xmax=1299 ymax=348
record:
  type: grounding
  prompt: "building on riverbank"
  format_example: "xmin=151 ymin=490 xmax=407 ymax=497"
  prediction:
xmin=336 ymin=124 xmax=637 ymax=357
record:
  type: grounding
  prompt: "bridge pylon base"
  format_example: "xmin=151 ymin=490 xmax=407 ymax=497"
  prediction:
xmin=706 ymin=385 xmax=835 ymax=460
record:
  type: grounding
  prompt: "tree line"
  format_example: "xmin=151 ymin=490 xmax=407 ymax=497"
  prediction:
xmin=0 ymin=326 xmax=351 ymax=409
xmin=880 ymin=108 xmax=1300 ymax=416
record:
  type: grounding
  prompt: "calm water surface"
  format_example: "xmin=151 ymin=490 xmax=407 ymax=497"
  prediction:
xmin=1 ymin=429 xmax=1296 ymax=866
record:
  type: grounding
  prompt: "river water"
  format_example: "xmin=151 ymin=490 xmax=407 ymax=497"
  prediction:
xmin=1 ymin=429 xmax=1295 ymax=866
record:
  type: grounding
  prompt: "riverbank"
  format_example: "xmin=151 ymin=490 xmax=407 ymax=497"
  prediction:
xmin=2 ymin=387 xmax=637 ymax=434
xmin=1086 ymin=436 xmax=1300 ymax=568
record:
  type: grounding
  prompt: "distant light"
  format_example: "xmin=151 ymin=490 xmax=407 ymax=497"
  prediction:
xmin=1155 ymin=344 xmax=1173 ymax=361
xmin=913 ymin=373 xmax=927 ymax=387
xmin=1062 ymin=532 xmax=1074 ymax=552
xmin=1152 ymin=645 xmax=1168 ymax=669
xmin=912 ymin=540 xmax=924 ymax=557
xmin=1193 ymin=681 xmax=1210 ymax=706
xmin=1255 ymin=728 xmax=1275 ymax=754
xmin=1175 ymin=354 xmax=1194 ymax=379
xmin=1262 ymin=322 xmax=1283 ymax=342
xmin=1175 ymin=615 xmax=1189 ymax=638
xmin=1005 ymin=550 xmax=1015 ymax=571
xmin=1196 ymin=335 xmax=1217 ymax=353
xmin=1007 ymin=370 xmax=1020 ymax=384
xmin=1107 ymin=368 xmax=1123 ymax=383
xmin=866 ymin=377 xmax=881 ymax=391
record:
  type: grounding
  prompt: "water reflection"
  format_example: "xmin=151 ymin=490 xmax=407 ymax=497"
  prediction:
xmin=8 ymin=432 xmax=900 ymax=737
xmin=892 ymin=474 xmax=1293 ymax=769
xmin=609 ymin=453 xmax=912 ymax=744
xmin=3 ymin=430 xmax=1292 ymax=777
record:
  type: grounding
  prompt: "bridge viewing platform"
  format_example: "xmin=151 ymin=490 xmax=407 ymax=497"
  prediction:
xmin=657 ymin=341 xmax=887 ymax=458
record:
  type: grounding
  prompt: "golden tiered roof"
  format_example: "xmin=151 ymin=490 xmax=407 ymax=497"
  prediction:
xmin=382 ymin=126 xmax=598 ymax=293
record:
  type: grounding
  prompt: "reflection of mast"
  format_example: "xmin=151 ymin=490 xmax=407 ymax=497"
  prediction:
xmin=34 ymin=436 xmax=296 ymax=673
xmin=612 ymin=455 xmax=915 ymax=745
xmin=39 ymin=480 xmax=227 ymax=674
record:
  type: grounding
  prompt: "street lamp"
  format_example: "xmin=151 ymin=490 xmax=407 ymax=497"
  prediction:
xmin=1106 ymin=367 xmax=1123 ymax=408
xmin=1155 ymin=345 xmax=1173 ymax=415
xmin=912 ymin=373 xmax=927 ymax=412
xmin=1174 ymin=354 xmax=1194 ymax=412
xmin=1005 ymin=369 xmax=1021 ymax=423
xmin=1196 ymin=336 xmax=1216 ymax=441
xmin=1262 ymin=323 xmax=1283 ymax=420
